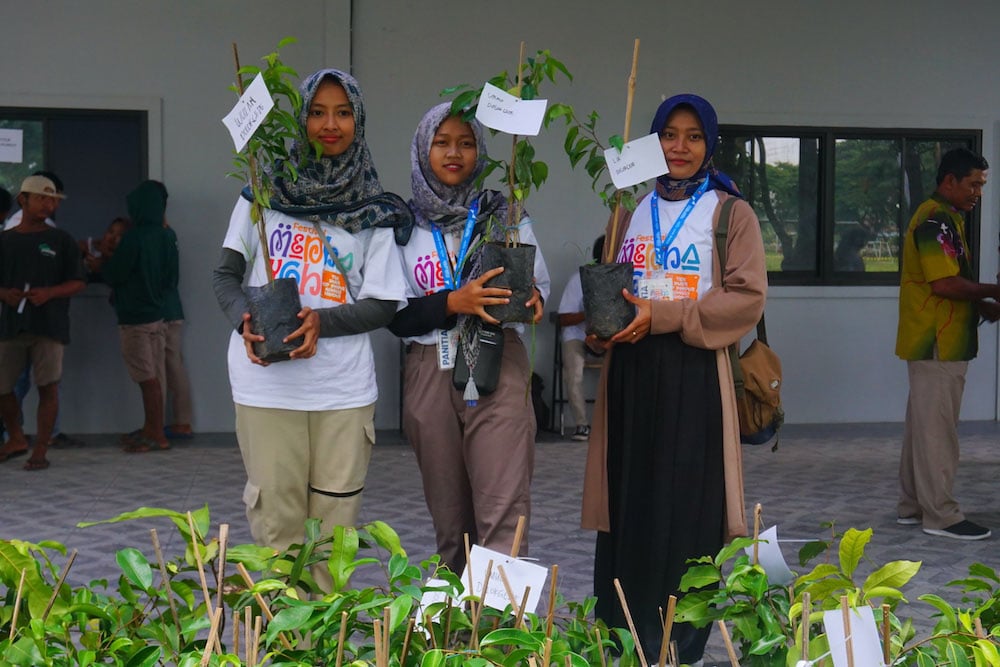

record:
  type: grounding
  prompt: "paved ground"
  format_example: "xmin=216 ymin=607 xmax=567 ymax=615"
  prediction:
xmin=2 ymin=422 xmax=998 ymax=664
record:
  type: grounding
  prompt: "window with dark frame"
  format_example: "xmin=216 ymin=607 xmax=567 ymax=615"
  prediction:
xmin=715 ymin=126 xmax=982 ymax=285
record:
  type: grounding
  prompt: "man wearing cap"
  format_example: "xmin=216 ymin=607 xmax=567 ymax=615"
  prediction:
xmin=0 ymin=175 xmax=86 ymax=470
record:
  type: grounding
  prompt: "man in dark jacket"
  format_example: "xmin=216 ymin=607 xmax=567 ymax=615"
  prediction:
xmin=103 ymin=180 xmax=177 ymax=452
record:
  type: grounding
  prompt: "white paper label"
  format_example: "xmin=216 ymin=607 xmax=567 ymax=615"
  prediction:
xmin=221 ymin=73 xmax=276 ymax=152
xmin=437 ymin=328 xmax=459 ymax=370
xmin=475 ymin=82 xmax=548 ymax=136
xmin=822 ymin=606 xmax=886 ymax=667
xmin=459 ymin=545 xmax=548 ymax=615
xmin=0 ymin=129 xmax=23 ymax=164
xmin=604 ymin=133 xmax=670 ymax=189
xmin=744 ymin=525 xmax=795 ymax=586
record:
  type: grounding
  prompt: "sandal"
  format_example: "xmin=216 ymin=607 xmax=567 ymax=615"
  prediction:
xmin=0 ymin=448 xmax=28 ymax=463
xmin=23 ymin=457 xmax=50 ymax=471
xmin=122 ymin=435 xmax=170 ymax=453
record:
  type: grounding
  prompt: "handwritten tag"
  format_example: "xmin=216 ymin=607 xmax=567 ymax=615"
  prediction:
xmin=744 ymin=525 xmax=795 ymax=586
xmin=822 ymin=606 xmax=886 ymax=667
xmin=459 ymin=545 xmax=548 ymax=615
xmin=0 ymin=129 xmax=23 ymax=164
xmin=604 ymin=133 xmax=669 ymax=189
xmin=221 ymin=73 xmax=275 ymax=152
xmin=475 ymin=82 xmax=548 ymax=136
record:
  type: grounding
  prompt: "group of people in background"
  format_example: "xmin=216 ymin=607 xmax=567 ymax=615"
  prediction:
xmin=0 ymin=173 xmax=194 ymax=472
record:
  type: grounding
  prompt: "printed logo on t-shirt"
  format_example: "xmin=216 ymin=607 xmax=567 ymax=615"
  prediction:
xmin=267 ymin=222 xmax=354 ymax=304
xmin=412 ymin=250 xmax=451 ymax=295
xmin=618 ymin=233 xmax=701 ymax=300
xmin=38 ymin=243 xmax=56 ymax=258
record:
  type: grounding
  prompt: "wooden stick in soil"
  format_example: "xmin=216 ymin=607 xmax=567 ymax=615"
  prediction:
xmin=752 ymin=503 xmax=762 ymax=565
xmin=668 ymin=640 xmax=679 ymax=667
xmin=613 ymin=578 xmax=648 ymax=667
xmin=470 ymin=559 xmax=494 ymax=648
xmin=252 ymin=614 xmax=262 ymax=666
xmin=9 ymin=568 xmax=26 ymax=640
xmin=541 ymin=636 xmax=553 ymax=667
xmin=244 ymin=606 xmax=253 ymax=666
xmin=150 ymin=528 xmax=181 ymax=633
xmin=373 ymin=618 xmax=384 ymax=667
xmin=514 ymin=586 xmax=531 ymax=631
xmin=605 ymin=38 xmax=641 ymax=265
xmin=425 ymin=613 xmax=437 ymax=649
xmin=232 ymin=607 xmax=239 ymax=660
xmin=881 ymin=603 xmax=891 ymax=664
xmin=399 ymin=616 xmax=415 ymax=665
xmin=335 ymin=610 xmax=349 ymax=667
xmin=216 ymin=523 xmax=229 ymax=616
xmin=383 ymin=606 xmax=392 ymax=667
xmin=236 ymin=562 xmax=294 ymax=650
xmin=42 ymin=549 xmax=77 ymax=621
xmin=464 ymin=532 xmax=476 ymax=612
xmin=841 ymin=595 xmax=855 ymax=667
xmin=657 ymin=594 xmax=677 ymax=667
xmin=801 ymin=591 xmax=811 ymax=661
xmin=443 ymin=596 xmax=453 ymax=647
xmin=510 ymin=514 xmax=527 ymax=557
xmin=232 ymin=42 xmax=274 ymax=283
xmin=594 ymin=626 xmax=608 ymax=667
xmin=497 ymin=565 xmax=521 ymax=619
xmin=545 ymin=564 xmax=559 ymax=639
xmin=186 ymin=512 xmax=214 ymax=617
xmin=506 ymin=41 xmax=527 ymax=243
xmin=717 ymin=620 xmax=740 ymax=666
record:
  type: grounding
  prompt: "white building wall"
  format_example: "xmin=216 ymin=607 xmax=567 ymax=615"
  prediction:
xmin=2 ymin=0 xmax=998 ymax=431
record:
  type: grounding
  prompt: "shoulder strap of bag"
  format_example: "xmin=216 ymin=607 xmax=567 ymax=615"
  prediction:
xmin=715 ymin=195 xmax=768 ymax=398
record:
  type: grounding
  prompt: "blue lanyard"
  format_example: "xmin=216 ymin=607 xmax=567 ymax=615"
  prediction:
xmin=651 ymin=178 xmax=710 ymax=267
xmin=431 ymin=199 xmax=479 ymax=291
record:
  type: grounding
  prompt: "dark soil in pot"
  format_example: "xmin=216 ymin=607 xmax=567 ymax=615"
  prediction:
xmin=482 ymin=242 xmax=537 ymax=324
xmin=580 ymin=262 xmax=635 ymax=339
xmin=246 ymin=277 xmax=303 ymax=362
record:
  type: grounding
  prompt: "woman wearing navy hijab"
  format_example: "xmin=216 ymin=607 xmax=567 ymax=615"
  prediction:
xmin=581 ymin=94 xmax=767 ymax=664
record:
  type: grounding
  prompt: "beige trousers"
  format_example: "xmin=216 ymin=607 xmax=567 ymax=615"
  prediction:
xmin=898 ymin=359 xmax=967 ymax=529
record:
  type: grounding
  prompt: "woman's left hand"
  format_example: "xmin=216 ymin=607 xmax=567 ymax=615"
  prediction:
xmin=526 ymin=286 xmax=544 ymax=324
xmin=287 ymin=307 xmax=320 ymax=360
xmin=610 ymin=289 xmax=652 ymax=344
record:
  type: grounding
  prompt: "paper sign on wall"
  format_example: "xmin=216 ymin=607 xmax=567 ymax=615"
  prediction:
xmin=221 ymin=73 xmax=275 ymax=152
xmin=822 ymin=606 xmax=886 ymax=667
xmin=475 ymin=82 xmax=548 ymax=136
xmin=604 ymin=132 xmax=669 ymax=190
xmin=0 ymin=129 xmax=23 ymax=163
xmin=744 ymin=525 xmax=795 ymax=586
xmin=459 ymin=545 xmax=548 ymax=615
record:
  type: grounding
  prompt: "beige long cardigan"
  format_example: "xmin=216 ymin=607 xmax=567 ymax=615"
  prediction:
xmin=580 ymin=191 xmax=768 ymax=542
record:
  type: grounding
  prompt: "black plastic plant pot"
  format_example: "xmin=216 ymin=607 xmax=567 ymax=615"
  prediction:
xmin=246 ymin=277 xmax=303 ymax=363
xmin=482 ymin=242 xmax=537 ymax=323
xmin=580 ymin=262 xmax=635 ymax=339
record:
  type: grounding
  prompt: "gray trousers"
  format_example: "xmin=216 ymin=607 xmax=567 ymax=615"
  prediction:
xmin=402 ymin=329 xmax=536 ymax=572
xmin=898 ymin=359 xmax=967 ymax=529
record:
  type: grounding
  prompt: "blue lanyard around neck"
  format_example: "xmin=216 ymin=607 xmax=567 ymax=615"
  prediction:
xmin=651 ymin=178 xmax=710 ymax=267
xmin=431 ymin=198 xmax=479 ymax=291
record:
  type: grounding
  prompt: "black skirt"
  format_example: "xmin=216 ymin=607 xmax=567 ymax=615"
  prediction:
xmin=594 ymin=332 xmax=725 ymax=663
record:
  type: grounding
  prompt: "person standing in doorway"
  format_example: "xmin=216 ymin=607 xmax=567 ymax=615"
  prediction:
xmin=895 ymin=147 xmax=999 ymax=541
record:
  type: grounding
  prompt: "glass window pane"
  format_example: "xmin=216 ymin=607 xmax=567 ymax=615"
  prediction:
xmin=0 ymin=119 xmax=44 ymax=198
xmin=716 ymin=135 xmax=820 ymax=274
xmin=834 ymin=138 xmax=901 ymax=273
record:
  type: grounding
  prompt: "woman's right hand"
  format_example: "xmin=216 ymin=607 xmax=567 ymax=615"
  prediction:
xmin=446 ymin=266 xmax=511 ymax=324
xmin=240 ymin=312 xmax=269 ymax=366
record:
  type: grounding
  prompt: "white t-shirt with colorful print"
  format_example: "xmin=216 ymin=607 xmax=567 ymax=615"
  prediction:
xmin=616 ymin=190 xmax=718 ymax=301
xmin=223 ymin=196 xmax=407 ymax=411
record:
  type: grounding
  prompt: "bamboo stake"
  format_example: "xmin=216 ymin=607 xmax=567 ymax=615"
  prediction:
xmin=443 ymin=597 xmax=453 ymax=647
xmin=801 ymin=591 xmax=811 ymax=661
xmin=497 ymin=565 xmax=521 ymax=618
xmin=244 ymin=607 xmax=253 ymax=665
xmin=232 ymin=42 xmax=274 ymax=282
xmin=545 ymin=564 xmax=559 ymax=639
xmin=541 ymin=636 xmax=553 ymax=667
xmin=216 ymin=523 xmax=229 ymax=615
xmin=464 ymin=532 xmax=476 ymax=612
xmin=657 ymin=594 xmax=677 ymax=667
xmin=383 ymin=606 xmax=392 ymax=666
xmin=717 ymin=620 xmax=741 ymax=666
xmin=252 ymin=614 xmax=262 ymax=665
xmin=471 ymin=560 xmax=494 ymax=648
xmin=399 ymin=616 xmax=415 ymax=665
xmin=186 ymin=512 xmax=214 ymax=617
xmin=506 ymin=41 xmax=527 ymax=243
xmin=150 ymin=529 xmax=181 ymax=633
xmin=335 ymin=610 xmax=349 ymax=667
xmin=425 ymin=613 xmax=437 ymax=649
xmin=613 ymin=578 xmax=648 ymax=667
xmin=605 ymin=38 xmax=641 ymax=265
xmin=752 ymin=503 xmax=762 ymax=565
xmin=841 ymin=596 xmax=855 ymax=667
xmin=881 ymin=603 xmax=891 ymax=665
xmin=668 ymin=641 xmax=679 ymax=667
xmin=514 ymin=586 xmax=532 ymax=631
xmin=236 ymin=562 xmax=294 ymax=650
xmin=200 ymin=606 xmax=224 ymax=666
xmin=594 ymin=626 xmax=608 ymax=667
xmin=8 ymin=569 xmax=26 ymax=640
xmin=373 ymin=618 xmax=384 ymax=667
xmin=510 ymin=515 xmax=527 ymax=557
xmin=232 ymin=606 xmax=240 ymax=659
xmin=42 ymin=549 xmax=77 ymax=621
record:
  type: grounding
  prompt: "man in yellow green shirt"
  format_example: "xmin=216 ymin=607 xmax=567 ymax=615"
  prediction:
xmin=895 ymin=147 xmax=997 ymax=540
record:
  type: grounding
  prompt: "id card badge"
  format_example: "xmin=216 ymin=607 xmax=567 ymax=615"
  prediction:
xmin=437 ymin=328 xmax=460 ymax=369
xmin=637 ymin=269 xmax=674 ymax=301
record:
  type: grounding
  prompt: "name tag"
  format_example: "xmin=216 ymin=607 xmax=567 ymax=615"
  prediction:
xmin=637 ymin=270 xmax=700 ymax=301
xmin=437 ymin=328 xmax=459 ymax=369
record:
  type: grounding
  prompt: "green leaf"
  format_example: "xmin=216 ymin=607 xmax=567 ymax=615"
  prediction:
xmin=125 ymin=644 xmax=162 ymax=667
xmin=797 ymin=540 xmax=831 ymax=566
xmin=838 ymin=527 xmax=872 ymax=579
xmin=366 ymin=520 xmax=405 ymax=557
xmin=328 ymin=525 xmax=359 ymax=591
xmin=116 ymin=548 xmax=154 ymax=591
xmin=945 ymin=641 xmax=972 ymax=667
xmin=679 ymin=564 xmax=722 ymax=590
xmin=608 ymin=134 xmax=625 ymax=152
xmin=531 ymin=161 xmax=548 ymax=189
xmin=269 ymin=604 xmax=314 ymax=634
xmin=861 ymin=560 xmax=921 ymax=593
xmin=480 ymin=627 xmax=544 ymax=651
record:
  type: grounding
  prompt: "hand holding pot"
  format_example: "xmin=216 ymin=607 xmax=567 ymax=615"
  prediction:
xmin=608 ymin=289 xmax=652 ymax=346
xmin=240 ymin=312 xmax=269 ymax=366
xmin=446 ymin=266 xmax=511 ymax=325
xmin=526 ymin=286 xmax=544 ymax=324
xmin=286 ymin=307 xmax=320 ymax=359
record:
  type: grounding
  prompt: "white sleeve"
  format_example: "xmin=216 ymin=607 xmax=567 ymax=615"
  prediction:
xmin=358 ymin=226 xmax=408 ymax=308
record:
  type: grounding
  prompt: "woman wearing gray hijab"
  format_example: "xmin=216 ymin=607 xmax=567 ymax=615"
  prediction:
xmin=389 ymin=103 xmax=550 ymax=573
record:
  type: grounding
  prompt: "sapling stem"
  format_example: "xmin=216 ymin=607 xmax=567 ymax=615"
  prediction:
xmin=613 ymin=578 xmax=648 ymax=667
xmin=186 ymin=512 xmax=214 ymax=618
xmin=545 ymin=564 xmax=559 ymax=639
xmin=150 ymin=529 xmax=181 ymax=633
xmin=606 ymin=38 xmax=640 ymax=264
xmin=42 ymin=549 xmax=77 ymax=621
xmin=9 ymin=569 xmax=26 ymax=640
xmin=237 ymin=562 xmax=294 ymax=650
